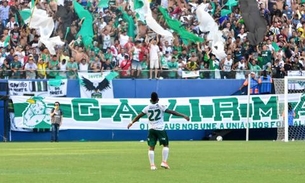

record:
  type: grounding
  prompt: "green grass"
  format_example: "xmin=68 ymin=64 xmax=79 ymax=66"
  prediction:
xmin=0 ymin=141 xmax=305 ymax=183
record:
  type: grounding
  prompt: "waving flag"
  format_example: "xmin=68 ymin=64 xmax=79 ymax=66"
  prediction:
xmin=196 ymin=3 xmax=226 ymax=60
xmin=159 ymin=7 xmax=203 ymax=44
xmin=131 ymin=0 xmax=173 ymax=42
xmin=19 ymin=2 xmax=64 ymax=55
xmin=73 ymin=1 xmax=94 ymax=48
xmin=98 ymin=0 xmax=109 ymax=8
xmin=240 ymin=0 xmax=267 ymax=46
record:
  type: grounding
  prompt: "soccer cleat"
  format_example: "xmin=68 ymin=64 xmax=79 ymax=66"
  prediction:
xmin=150 ymin=165 xmax=157 ymax=170
xmin=161 ymin=161 xmax=170 ymax=169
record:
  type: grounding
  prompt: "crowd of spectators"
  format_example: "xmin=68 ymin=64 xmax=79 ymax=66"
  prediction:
xmin=0 ymin=0 xmax=305 ymax=80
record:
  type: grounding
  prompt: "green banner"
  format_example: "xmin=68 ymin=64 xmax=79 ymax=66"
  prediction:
xmin=10 ymin=94 xmax=305 ymax=131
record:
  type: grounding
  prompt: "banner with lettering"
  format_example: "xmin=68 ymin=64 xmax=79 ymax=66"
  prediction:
xmin=10 ymin=94 xmax=305 ymax=131
xmin=78 ymin=72 xmax=118 ymax=98
xmin=8 ymin=79 xmax=68 ymax=97
xmin=182 ymin=71 xmax=200 ymax=78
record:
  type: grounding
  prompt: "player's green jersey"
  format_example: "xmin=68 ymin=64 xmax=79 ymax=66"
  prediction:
xmin=142 ymin=103 xmax=168 ymax=131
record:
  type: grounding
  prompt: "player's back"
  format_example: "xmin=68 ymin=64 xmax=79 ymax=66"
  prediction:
xmin=143 ymin=103 xmax=167 ymax=130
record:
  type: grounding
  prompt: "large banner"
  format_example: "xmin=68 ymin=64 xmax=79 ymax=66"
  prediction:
xmin=10 ymin=94 xmax=305 ymax=131
xmin=8 ymin=79 xmax=68 ymax=97
xmin=78 ymin=72 xmax=117 ymax=98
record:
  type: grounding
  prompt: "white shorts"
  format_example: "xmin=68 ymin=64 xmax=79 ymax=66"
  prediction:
xmin=131 ymin=60 xmax=142 ymax=70
xmin=150 ymin=59 xmax=159 ymax=69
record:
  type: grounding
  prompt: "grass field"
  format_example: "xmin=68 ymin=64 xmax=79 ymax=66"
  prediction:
xmin=0 ymin=141 xmax=304 ymax=183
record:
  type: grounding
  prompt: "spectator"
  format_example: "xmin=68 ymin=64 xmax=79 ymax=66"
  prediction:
xmin=66 ymin=57 xmax=78 ymax=79
xmin=10 ymin=23 xmax=20 ymax=47
xmin=257 ymin=44 xmax=273 ymax=71
xmin=0 ymin=58 xmax=10 ymax=79
xmin=37 ymin=58 xmax=47 ymax=79
xmin=10 ymin=55 xmax=22 ymax=79
xmin=258 ymin=70 xmax=273 ymax=94
xmin=79 ymin=58 xmax=89 ymax=73
xmin=148 ymin=37 xmax=160 ymax=79
xmin=6 ymin=16 xmax=18 ymax=31
xmin=90 ymin=56 xmax=102 ymax=73
xmin=233 ymin=56 xmax=247 ymax=79
xmin=220 ymin=54 xmax=233 ymax=79
xmin=101 ymin=59 xmax=113 ymax=72
xmin=168 ymin=57 xmax=179 ymax=79
xmin=141 ymin=55 xmax=149 ymax=78
xmin=0 ymin=1 xmax=10 ymax=27
xmin=239 ymin=72 xmax=259 ymax=95
xmin=186 ymin=60 xmax=199 ymax=71
xmin=119 ymin=54 xmax=131 ymax=78
xmin=48 ymin=55 xmax=59 ymax=79
xmin=209 ymin=54 xmax=220 ymax=79
xmin=130 ymin=40 xmax=142 ymax=78
xmin=24 ymin=56 xmax=37 ymax=79
xmin=58 ymin=59 xmax=67 ymax=78
xmin=249 ymin=59 xmax=262 ymax=76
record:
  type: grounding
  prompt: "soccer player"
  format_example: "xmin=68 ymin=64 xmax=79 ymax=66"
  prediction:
xmin=127 ymin=92 xmax=190 ymax=170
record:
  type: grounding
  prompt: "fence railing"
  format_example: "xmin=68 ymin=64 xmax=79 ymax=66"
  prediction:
xmin=0 ymin=69 xmax=271 ymax=79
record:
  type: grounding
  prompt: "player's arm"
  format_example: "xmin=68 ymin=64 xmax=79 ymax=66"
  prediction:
xmin=50 ymin=108 xmax=55 ymax=117
xmin=127 ymin=112 xmax=146 ymax=129
xmin=165 ymin=109 xmax=190 ymax=121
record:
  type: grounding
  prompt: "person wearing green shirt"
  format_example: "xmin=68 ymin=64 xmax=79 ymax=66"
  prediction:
xmin=48 ymin=55 xmax=60 ymax=79
xmin=104 ymin=48 xmax=113 ymax=62
xmin=209 ymin=54 xmax=220 ymax=79
xmin=1 ymin=59 xmax=10 ymax=79
xmin=41 ymin=48 xmax=51 ymax=63
xmin=66 ymin=57 xmax=78 ymax=79
xmin=10 ymin=55 xmax=22 ymax=79
xmin=171 ymin=49 xmax=180 ymax=60
xmin=257 ymin=45 xmax=272 ymax=70
xmin=160 ymin=53 xmax=169 ymax=78
xmin=248 ymin=59 xmax=262 ymax=77
xmin=167 ymin=57 xmax=179 ymax=79
xmin=141 ymin=55 xmax=149 ymax=79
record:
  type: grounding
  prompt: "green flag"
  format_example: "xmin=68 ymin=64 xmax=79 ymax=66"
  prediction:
xmin=210 ymin=2 xmax=216 ymax=15
xmin=225 ymin=0 xmax=238 ymax=10
xmin=73 ymin=1 xmax=94 ymax=48
xmin=159 ymin=7 xmax=203 ymax=44
xmin=105 ymin=72 xmax=119 ymax=81
xmin=4 ymin=35 xmax=10 ymax=47
xmin=118 ymin=8 xmax=136 ymax=39
xmin=221 ymin=9 xmax=232 ymax=17
xmin=19 ymin=9 xmax=31 ymax=22
xmin=19 ymin=0 xmax=35 ymax=23
xmin=272 ymin=42 xmax=281 ymax=52
xmin=15 ymin=13 xmax=19 ymax=24
xmin=31 ymin=0 xmax=35 ymax=8
xmin=134 ymin=0 xmax=144 ymax=10
xmin=98 ymin=0 xmax=109 ymax=8
xmin=64 ymin=27 xmax=70 ymax=41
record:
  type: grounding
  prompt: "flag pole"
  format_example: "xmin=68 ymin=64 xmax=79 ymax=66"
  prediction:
xmin=28 ymin=0 xmax=39 ymax=28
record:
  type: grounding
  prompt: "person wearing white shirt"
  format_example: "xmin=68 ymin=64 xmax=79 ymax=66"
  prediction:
xmin=24 ymin=57 xmax=37 ymax=79
xmin=162 ymin=41 xmax=173 ymax=54
xmin=237 ymin=28 xmax=247 ymax=42
xmin=149 ymin=37 xmax=160 ymax=79
xmin=119 ymin=31 xmax=129 ymax=47
xmin=79 ymin=59 xmax=89 ymax=72
xmin=117 ymin=49 xmax=127 ymax=65
xmin=6 ymin=16 xmax=18 ymax=31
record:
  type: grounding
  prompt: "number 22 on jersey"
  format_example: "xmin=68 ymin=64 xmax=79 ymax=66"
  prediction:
xmin=148 ymin=109 xmax=161 ymax=121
